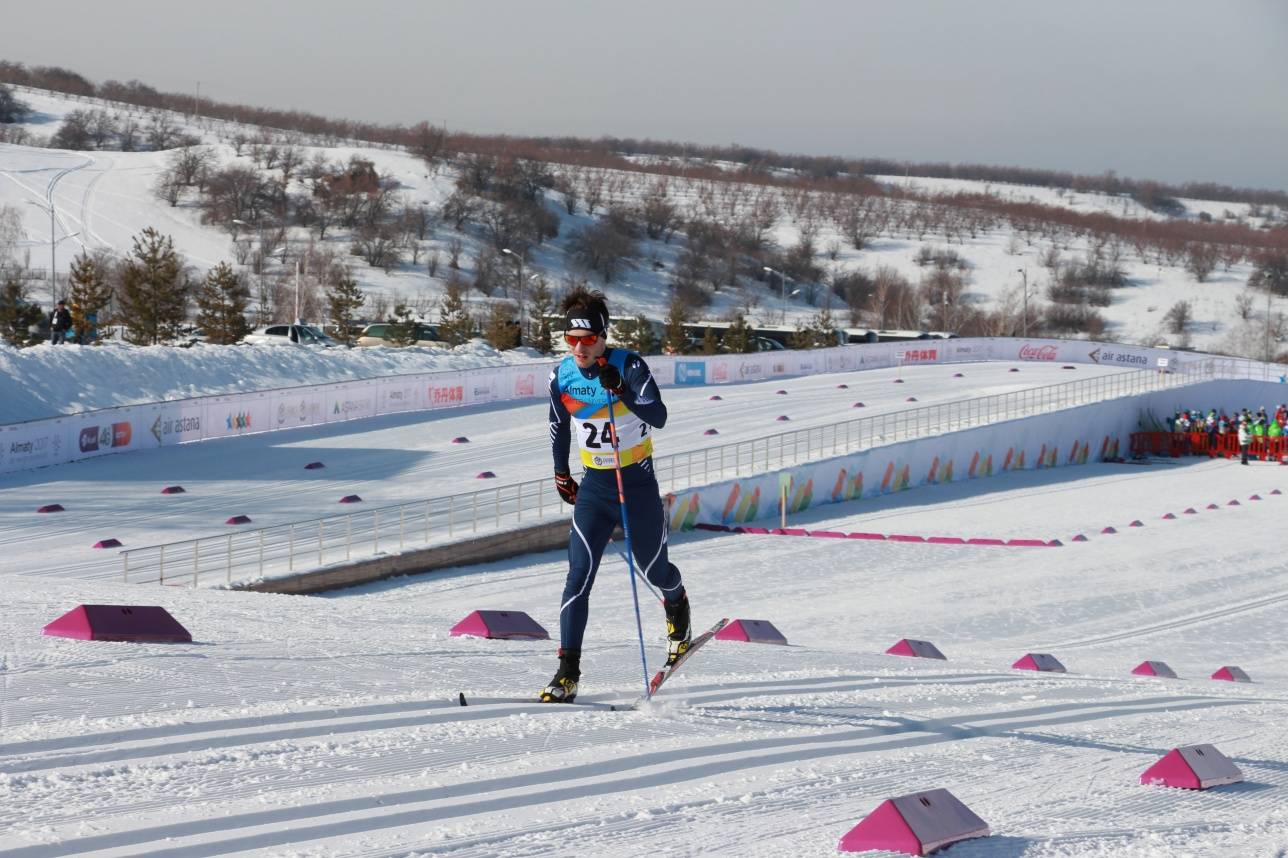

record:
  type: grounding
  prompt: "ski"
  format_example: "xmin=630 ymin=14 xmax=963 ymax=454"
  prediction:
xmin=641 ymin=616 xmax=730 ymax=700
xmin=457 ymin=692 xmax=627 ymax=711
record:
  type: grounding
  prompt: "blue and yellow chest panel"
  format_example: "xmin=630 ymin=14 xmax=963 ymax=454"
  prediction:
xmin=556 ymin=351 xmax=654 ymax=469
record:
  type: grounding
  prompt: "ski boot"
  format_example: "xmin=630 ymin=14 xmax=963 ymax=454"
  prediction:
xmin=664 ymin=593 xmax=692 ymax=667
xmin=539 ymin=648 xmax=580 ymax=703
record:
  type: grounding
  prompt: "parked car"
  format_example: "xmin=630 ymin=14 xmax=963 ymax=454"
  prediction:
xmin=242 ymin=324 xmax=340 ymax=346
xmin=752 ymin=336 xmax=786 ymax=352
xmin=355 ymin=323 xmax=449 ymax=348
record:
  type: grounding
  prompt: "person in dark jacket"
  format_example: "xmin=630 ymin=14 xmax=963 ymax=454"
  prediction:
xmin=540 ymin=288 xmax=691 ymax=703
xmin=49 ymin=301 xmax=72 ymax=345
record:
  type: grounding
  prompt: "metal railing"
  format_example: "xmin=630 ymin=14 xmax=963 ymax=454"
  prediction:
xmin=121 ymin=364 xmax=1210 ymax=587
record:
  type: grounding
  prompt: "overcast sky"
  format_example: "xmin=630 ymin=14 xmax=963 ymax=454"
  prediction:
xmin=3 ymin=1 xmax=1285 ymax=190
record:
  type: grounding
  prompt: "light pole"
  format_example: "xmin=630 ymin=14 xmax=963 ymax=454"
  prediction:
xmin=1018 ymin=267 xmax=1029 ymax=338
xmin=764 ymin=266 xmax=789 ymax=301
xmin=501 ymin=248 xmax=526 ymax=346
xmin=26 ymin=201 xmax=79 ymax=309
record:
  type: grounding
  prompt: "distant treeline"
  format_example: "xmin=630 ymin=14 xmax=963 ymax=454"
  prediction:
xmin=2 ymin=60 xmax=1285 ymax=210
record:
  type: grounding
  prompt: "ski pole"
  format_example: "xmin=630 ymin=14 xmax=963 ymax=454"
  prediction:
xmin=601 ymin=363 xmax=652 ymax=700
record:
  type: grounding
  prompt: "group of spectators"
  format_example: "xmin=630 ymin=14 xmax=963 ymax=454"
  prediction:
xmin=1168 ymin=405 xmax=1288 ymax=465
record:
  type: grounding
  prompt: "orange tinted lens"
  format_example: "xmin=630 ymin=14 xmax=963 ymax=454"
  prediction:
xmin=564 ymin=333 xmax=599 ymax=346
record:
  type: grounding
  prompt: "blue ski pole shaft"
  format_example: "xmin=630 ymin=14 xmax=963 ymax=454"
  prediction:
xmin=604 ymin=389 xmax=652 ymax=700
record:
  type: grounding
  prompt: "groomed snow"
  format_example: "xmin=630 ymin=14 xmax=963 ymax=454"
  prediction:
xmin=2 ymin=361 xmax=1286 ymax=856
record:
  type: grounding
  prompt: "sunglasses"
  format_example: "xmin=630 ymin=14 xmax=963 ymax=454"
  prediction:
xmin=564 ymin=333 xmax=600 ymax=347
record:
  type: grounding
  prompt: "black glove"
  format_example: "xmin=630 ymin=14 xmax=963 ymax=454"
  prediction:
xmin=554 ymin=471 xmax=578 ymax=505
xmin=596 ymin=360 xmax=625 ymax=396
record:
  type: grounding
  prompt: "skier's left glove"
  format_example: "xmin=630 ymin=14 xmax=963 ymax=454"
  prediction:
xmin=596 ymin=360 xmax=625 ymax=396
xmin=554 ymin=471 xmax=578 ymax=505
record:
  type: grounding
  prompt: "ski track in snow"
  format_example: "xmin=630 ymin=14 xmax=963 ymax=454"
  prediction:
xmin=1 ymin=364 xmax=1286 ymax=856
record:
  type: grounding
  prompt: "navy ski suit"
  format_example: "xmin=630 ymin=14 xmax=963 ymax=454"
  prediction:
xmin=548 ymin=348 xmax=684 ymax=650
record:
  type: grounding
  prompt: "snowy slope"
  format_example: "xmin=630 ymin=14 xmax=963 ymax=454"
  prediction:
xmin=1 ymin=454 xmax=1285 ymax=856
xmin=3 ymin=87 xmax=1285 ymax=359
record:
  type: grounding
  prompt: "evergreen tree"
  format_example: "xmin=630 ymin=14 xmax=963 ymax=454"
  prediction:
xmin=67 ymin=250 xmax=114 ymax=344
xmin=194 ymin=261 xmax=251 ymax=344
xmin=437 ymin=278 xmax=474 ymax=346
xmin=0 ymin=275 xmax=43 ymax=347
xmin=661 ymin=291 xmax=690 ymax=354
xmin=699 ymin=326 xmax=720 ymax=355
xmin=482 ymin=300 xmax=519 ymax=350
xmin=117 ymin=227 xmax=188 ymax=345
xmin=723 ymin=312 xmax=754 ymax=353
xmin=527 ymin=276 xmax=554 ymax=354
xmin=811 ymin=303 xmax=839 ymax=348
xmin=614 ymin=314 xmax=656 ymax=355
xmin=324 ymin=265 xmax=365 ymax=344
xmin=386 ymin=303 xmax=417 ymax=346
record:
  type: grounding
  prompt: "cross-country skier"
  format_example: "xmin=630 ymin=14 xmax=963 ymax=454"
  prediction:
xmin=541 ymin=288 xmax=691 ymax=703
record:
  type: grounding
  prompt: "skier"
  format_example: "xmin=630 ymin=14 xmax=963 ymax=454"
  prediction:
xmin=541 ymin=288 xmax=691 ymax=703
xmin=1238 ymin=419 xmax=1251 ymax=465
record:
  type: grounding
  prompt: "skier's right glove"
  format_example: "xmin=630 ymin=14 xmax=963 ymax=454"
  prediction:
xmin=554 ymin=471 xmax=578 ymax=505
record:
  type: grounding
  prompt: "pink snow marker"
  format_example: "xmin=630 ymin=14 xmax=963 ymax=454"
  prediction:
xmin=775 ymin=389 xmax=788 ymax=395
xmin=304 ymin=461 xmax=325 ymax=470
xmin=43 ymin=605 xmax=192 ymax=643
xmin=703 ymin=428 xmax=719 ymax=435
xmin=838 ymin=789 xmax=989 ymax=855
xmin=1013 ymin=652 xmax=1067 ymax=672
xmin=1132 ymin=660 xmax=1178 ymax=678
xmin=92 ymin=538 xmax=122 ymax=549
xmin=1183 ymin=508 xmax=1198 ymax=515
xmin=1046 ymin=539 xmax=1064 ymax=547
xmin=160 ymin=485 xmax=186 ymax=495
xmin=848 ymin=531 xmax=887 ymax=541
xmin=1101 ymin=526 xmax=1117 ymax=534
xmin=966 ymin=537 xmax=1006 ymax=546
xmin=927 ymin=536 xmax=965 ymax=545
xmin=338 ymin=495 xmax=362 ymax=504
xmin=1227 ymin=499 xmax=1240 ymax=506
xmin=893 ymin=378 xmax=904 ymax=384
xmin=1211 ymin=666 xmax=1251 ymax=682
xmin=886 ymin=639 xmax=947 ymax=660
xmin=1128 ymin=520 xmax=1144 ymax=527
xmin=715 ymin=619 xmax=788 ymax=645
xmin=451 ymin=436 xmax=470 ymax=444
xmin=887 ymin=534 xmax=925 ymax=543
xmin=1271 ymin=488 xmax=1282 ymax=495
xmin=1206 ymin=503 xmax=1220 ymax=510
xmin=810 ymin=530 xmax=848 ymax=538
xmin=1071 ymin=534 xmax=1089 ymax=542
xmin=226 ymin=515 xmax=252 ymax=525
xmin=1006 ymin=538 xmax=1050 ymax=547
xmin=476 ymin=471 xmax=496 ymax=479
xmin=771 ymin=527 xmax=809 ymax=536
xmin=1062 ymin=365 xmax=1076 ymax=369
xmin=738 ymin=526 xmax=771 ymax=535
xmin=1161 ymin=512 xmax=1176 ymax=520
xmin=1140 ymin=745 xmax=1243 ymax=790
xmin=36 ymin=504 xmax=64 ymax=513
xmin=775 ymin=415 xmax=790 ymax=421
xmin=708 ymin=394 xmax=723 ymax=401
xmin=852 ymin=401 xmax=866 ymax=408
xmin=1009 ymin=367 xmax=1020 ymax=372
xmin=694 ymin=523 xmax=730 ymax=532
xmin=953 ymin=372 xmax=965 ymax=378
xmin=836 ymin=383 xmax=849 ymax=389
xmin=1249 ymin=494 xmax=1262 ymax=501
xmin=449 ymin=610 xmax=548 ymax=640
xmin=906 ymin=396 xmax=918 ymax=402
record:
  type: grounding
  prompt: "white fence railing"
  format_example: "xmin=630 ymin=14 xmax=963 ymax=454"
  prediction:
xmin=120 ymin=364 xmax=1211 ymax=587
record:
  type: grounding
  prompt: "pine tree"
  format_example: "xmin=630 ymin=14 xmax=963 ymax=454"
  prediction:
xmin=195 ymin=261 xmax=251 ymax=344
xmin=723 ymin=313 xmax=754 ymax=353
xmin=387 ymin=303 xmax=417 ymax=346
xmin=437 ymin=278 xmax=475 ymax=346
xmin=67 ymin=250 xmax=114 ymax=344
xmin=811 ymin=303 xmax=839 ymax=348
xmin=0 ymin=275 xmax=43 ymax=347
xmin=662 ymin=291 xmax=689 ymax=354
xmin=117 ymin=227 xmax=188 ymax=345
xmin=324 ymin=265 xmax=365 ymax=344
xmin=482 ymin=300 xmax=519 ymax=350
xmin=527 ymin=276 xmax=554 ymax=354
xmin=699 ymin=326 xmax=719 ymax=355
xmin=614 ymin=314 xmax=656 ymax=355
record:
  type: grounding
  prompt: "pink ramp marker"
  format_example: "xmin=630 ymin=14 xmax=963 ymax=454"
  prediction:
xmin=849 ymin=531 xmax=886 ymax=541
xmin=476 ymin=471 xmax=496 ymax=479
xmin=838 ymin=788 xmax=989 ymax=855
xmin=1249 ymin=494 xmax=1262 ymax=501
xmin=226 ymin=515 xmax=252 ymax=525
xmin=1227 ymin=499 xmax=1241 ymax=506
xmin=708 ymin=394 xmax=723 ymax=401
xmin=771 ymin=528 xmax=809 ymax=536
xmin=953 ymin=372 xmax=965 ymax=378
xmin=36 ymin=504 xmax=65 ymax=513
xmin=1161 ymin=512 xmax=1176 ymax=520
xmin=776 ymin=415 xmax=790 ymax=421
xmin=338 ymin=494 xmax=362 ymax=503
xmin=775 ymin=389 xmax=788 ymax=395
xmin=1211 ymin=666 xmax=1252 ymax=682
xmin=1132 ymin=660 xmax=1178 ymax=678
xmin=304 ymin=461 xmax=325 ymax=470
xmin=703 ymin=428 xmax=719 ymax=435
xmin=1009 ymin=367 xmax=1020 ymax=372
xmin=905 ymin=396 xmax=918 ymax=402
xmin=1206 ymin=503 xmax=1220 ymax=510
xmin=886 ymin=639 xmax=947 ymax=660
xmin=1140 ymin=745 xmax=1243 ymax=790
xmin=966 ymin=537 xmax=1005 ymax=546
xmin=1071 ymin=534 xmax=1089 ymax=542
xmin=852 ymin=401 xmax=866 ymax=408
xmin=1013 ymin=653 xmax=1067 ymax=673
xmin=927 ymin=536 xmax=965 ymax=545
xmin=1271 ymin=488 xmax=1282 ymax=495
xmin=1183 ymin=508 xmax=1198 ymax=515
xmin=92 ymin=538 xmax=123 ymax=549
xmin=449 ymin=610 xmax=549 ymax=640
xmin=43 ymin=605 xmax=192 ymax=643
xmin=837 ymin=383 xmax=849 ymax=389
xmin=160 ymin=485 xmax=186 ymax=495
xmin=1128 ymin=520 xmax=1144 ymax=527
xmin=715 ymin=619 xmax=788 ymax=645
xmin=1101 ymin=526 xmax=1117 ymax=534
xmin=451 ymin=436 xmax=470 ymax=444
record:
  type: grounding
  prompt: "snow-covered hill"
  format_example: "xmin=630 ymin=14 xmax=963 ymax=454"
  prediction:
xmin=2 ymin=85 xmax=1285 ymax=359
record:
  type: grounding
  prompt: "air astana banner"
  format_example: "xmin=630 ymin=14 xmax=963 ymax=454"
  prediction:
xmin=1 ymin=339 xmax=1282 ymax=476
